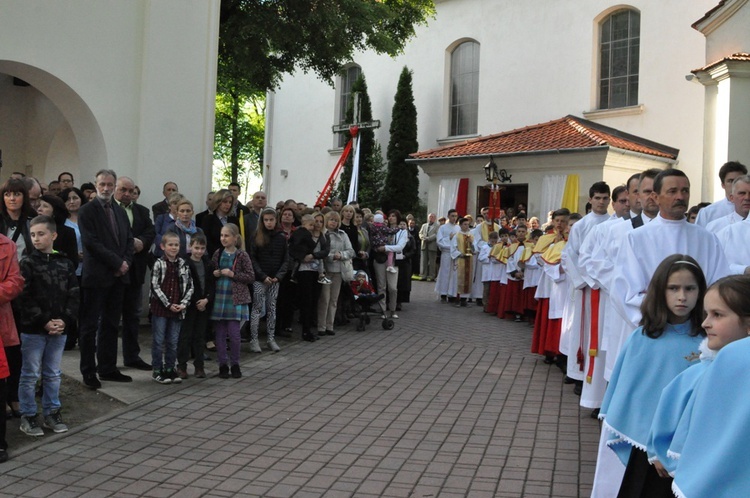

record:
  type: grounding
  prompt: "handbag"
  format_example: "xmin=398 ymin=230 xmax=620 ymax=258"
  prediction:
xmin=341 ymin=258 xmax=354 ymax=282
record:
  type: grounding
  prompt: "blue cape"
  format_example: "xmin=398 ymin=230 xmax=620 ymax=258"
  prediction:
xmin=599 ymin=322 xmax=702 ymax=466
xmin=672 ymin=336 xmax=750 ymax=498
xmin=647 ymin=339 xmax=715 ymax=474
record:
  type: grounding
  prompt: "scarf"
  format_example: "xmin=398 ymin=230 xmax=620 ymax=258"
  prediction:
xmin=175 ymin=218 xmax=198 ymax=235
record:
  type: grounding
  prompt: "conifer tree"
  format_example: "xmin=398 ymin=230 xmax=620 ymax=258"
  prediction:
xmin=381 ymin=67 xmax=419 ymax=213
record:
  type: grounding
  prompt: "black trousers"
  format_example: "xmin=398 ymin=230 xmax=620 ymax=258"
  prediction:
xmin=618 ymin=447 xmax=673 ymax=498
xmin=79 ymin=283 xmax=126 ymax=377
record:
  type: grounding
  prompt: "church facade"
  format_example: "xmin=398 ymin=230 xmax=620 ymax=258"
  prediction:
xmin=0 ymin=0 xmax=220 ymax=209
xmin=264 ymin=0 xmax=748 ymax=217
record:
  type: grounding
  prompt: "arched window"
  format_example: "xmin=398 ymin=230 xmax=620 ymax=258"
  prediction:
xmin=336 ymin=64 xmax=361 ymax=147
xmin=449 ymin=41 xmax=479 ymax=136
xmin=599 ymin=9 xmax=640 ymax=109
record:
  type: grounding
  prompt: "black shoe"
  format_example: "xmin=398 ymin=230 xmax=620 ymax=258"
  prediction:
xmin=83 ymin=374 xmax=101 ymax=389
xmin=590 ymin=408 xmax=600 ymax=419
xmin=325 ymin=330 xmax=335 ymax=336
xmin=230 ymin=364 xmax=242 ymax=379
xmin=303 ymin=332 xmax=316 ymax=343
xmin=543 ymin=356 xmax=555 ymax=365
xmin=218 ymin=365 xmax=230 ymax=379
xmin=99 ymin=371 xmax=133 ymax=383
xmin=0 ymin=448 xmax=7 ymax=463
xmin=277 ymin=328 xmax=293 ymax=338
xmin=124 ymin=359 xmax=152 ymax=371
xmin=395 ymin=305 xmax=402 ymax=311
xmin=563 ymin=376 xmax=576 ymax=384
xmin=574 ymin=381 xmax=583 ymax=396
xmin=475 ymin=299 xmax=483 ymax=307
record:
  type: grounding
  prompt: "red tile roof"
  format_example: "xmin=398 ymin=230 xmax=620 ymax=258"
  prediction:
xmin=693 ymin=52 xmax=750 ymax=73
xmin=409 ymin=115 xmax=678 ymax=161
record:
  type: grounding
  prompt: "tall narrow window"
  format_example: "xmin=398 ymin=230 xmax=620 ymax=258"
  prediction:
xmin=337 ymin=65 xmax=361 ymax=147
xmin=449 ymin=41 xmax=479 ymax=136
xmin=599 ymin=9 xmax=640 ymax=109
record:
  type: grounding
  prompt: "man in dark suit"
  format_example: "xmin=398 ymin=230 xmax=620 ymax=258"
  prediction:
xmin=151 ymin=181 xmax=178 ymax=220
xmin=195 ymin=190 xmax=214 ymax=228
xmin=115 ymin=176 xmax=155 ymax=371
xmin=78 ymin=169 xmax=135 ymax=388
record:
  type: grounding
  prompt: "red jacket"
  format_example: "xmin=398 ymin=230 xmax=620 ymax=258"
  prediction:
xmin=0 ymin=234 xmax=24 ymax=378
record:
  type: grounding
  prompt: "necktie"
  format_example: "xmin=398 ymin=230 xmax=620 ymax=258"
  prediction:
xmin=104 ymin=202 xmax=119 ymax=239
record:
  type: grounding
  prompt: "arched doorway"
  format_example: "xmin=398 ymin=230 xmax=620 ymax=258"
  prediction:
xmin=0 ymin=60 xmax=106 ymax=182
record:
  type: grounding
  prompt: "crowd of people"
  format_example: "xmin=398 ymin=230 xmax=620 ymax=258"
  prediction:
xmin=1 ymin=162 xmax=749 ymax=496
xmin=0 ymin=169 xmax=425 ymax=463
xmin=429 ymin=161 xmax=749 ymax=497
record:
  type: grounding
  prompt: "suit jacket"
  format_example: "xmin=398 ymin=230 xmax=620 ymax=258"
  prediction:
xmin=79 ymin=198 xmax=135 ymax=288
xmin=630 ymin=214 xmax=644 ymax=229
xmin=151 ymin=199 xmax=169 ymax=220
xmin=419 ymin=222 xmax=439 ymax=251
xmin=121 ymin=202 xmax=155 ymax=286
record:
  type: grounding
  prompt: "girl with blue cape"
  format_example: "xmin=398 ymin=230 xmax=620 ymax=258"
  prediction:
xmin=598 ymin=254 xmax=706 ymax=497
xmin=647 ymin=275 xmax=750 ymax=481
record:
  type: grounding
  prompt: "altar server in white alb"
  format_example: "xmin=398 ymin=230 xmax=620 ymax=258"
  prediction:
xmin=704 ymin=173 xmax=750 ymax=234
xmin=435 ymin=209 xmax=459 ymax=301
xmin=716 ymin=182 xmax=750 ymax=276
xmin=695 ymin=160 xmax=747 ymax=227
xmin=560 ymin=181 xmax=611 ymax=394
xmin=612 ymin=169 xmax=730 ymax=331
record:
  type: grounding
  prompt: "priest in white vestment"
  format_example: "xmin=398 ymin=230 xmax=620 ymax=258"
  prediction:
xmin=695 ymin=160 xmax=747 ymax=227
xmin=435 ymin=210 xmax=459 ymax=299
xmin=704 ymin=174 xmax=750 ymax=233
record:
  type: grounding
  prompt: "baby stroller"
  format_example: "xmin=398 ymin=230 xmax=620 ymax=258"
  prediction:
xmin=350 ymin=270 xmax=394 ymax=331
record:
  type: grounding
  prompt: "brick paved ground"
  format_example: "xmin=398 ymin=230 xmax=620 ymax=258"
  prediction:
xmin=0 ymin=281 xmax=599 ymax=497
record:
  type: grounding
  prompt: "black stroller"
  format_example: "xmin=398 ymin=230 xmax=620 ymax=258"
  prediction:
xmin=350 ymin=271 xmax=394 ymax=331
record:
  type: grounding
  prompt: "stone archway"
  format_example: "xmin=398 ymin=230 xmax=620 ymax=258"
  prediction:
xmin=0 ymin=60 xmax=106 ymax=182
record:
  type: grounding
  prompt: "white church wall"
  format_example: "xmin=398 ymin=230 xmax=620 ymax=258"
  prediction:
xmin=265 ymin=0 xmax=716 ymax=213
xmin=0 ymin=0 xmax=219 ymax=210
xmin=703 ymin=1 xmax=750 ymax=61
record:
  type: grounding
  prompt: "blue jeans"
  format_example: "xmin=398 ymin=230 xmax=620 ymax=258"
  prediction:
xmin=151 ymin=316 xmax=181 ymax=371
xmin=19 ymin=333 xmax=66 ymax=417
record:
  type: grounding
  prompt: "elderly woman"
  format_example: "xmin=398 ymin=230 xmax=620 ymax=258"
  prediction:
xmin=316 ymin=211 xmax=354 ymax=336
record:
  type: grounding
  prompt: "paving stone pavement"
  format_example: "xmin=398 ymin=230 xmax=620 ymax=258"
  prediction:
xmin=0 ymin=281 xmax=599 ymax=497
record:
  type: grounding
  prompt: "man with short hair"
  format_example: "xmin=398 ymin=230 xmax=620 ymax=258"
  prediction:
xmin=195 ymin=191 xmax=214 ymax=228
xmin=695 ymin=161 xmax=747 ymax=227
xmin=419 ymin=213 xmax=439 ymax=281
xmin=58 ymin=172 xmax=75 ymax=189
xmin=114 ymin=176 xmax=155 ymax=371
xmin=78 ymin=170 xmax=134 ymax=388
xmin=435 ymin=210 xmax=459 ymax=300
xmin=243 ymin=190 xmax=268 ymax=248
xmin=227 ymin=182 xmax=250 ymax=217
xmin=614 ymin=169 xmax=729 ymax=331
xmin=705 ymin=175 xmax=750 ymax=233
xmin=626 ymin=173 xmax=641 ymax=220
xmin=47 ymin=180 xmax=62 ymax=197
xmin=329 ymin=198 xmax=343 ymax=212
xmin=560 ymin=181 xmax=611 ymax=403
xmin=610 ymin=185 xmax=630 ymax=219
xmin=23 ymin=177 xmax=42 ymax=211
xmin=152 ymin=181 xmax=178 ymax=219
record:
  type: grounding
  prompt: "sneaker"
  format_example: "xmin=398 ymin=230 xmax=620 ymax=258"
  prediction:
xmin=267 ymin=339 xmax=280 ymax=352
xmin=318 ymin=275 xmax=332 ymax=285
xmin=218 ymin=364 xmax=230 ymax=379
xmin=152 ymin=370 xmax=171 ymax=384
xmin=43 ymin=410 xmax=68 ymax=434
xmin=166 ymin=369 xmax=182 ymax=384
xmin=20 ymin=416 xmax=44 ymax=437
xmin=386 ymin=266 xmax=397 ymax=274
xmin=249 ymin=339 xmax=262 ymax=353
xmin=391 ymin=314 xmax=399 ymax=319
xmin=230 ymin=364 xmax=242 ymax=378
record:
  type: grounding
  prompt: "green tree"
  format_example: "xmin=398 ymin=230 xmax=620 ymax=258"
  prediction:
xmin=334 ymin=74 xmax=380 ymax=206
xmin=381 ymin=66 xmax=419 ymax=213
xmin=218 ymin=0 xmax=435 ymax=91
xmin=213 ymin=92 xmax=265 ymax=184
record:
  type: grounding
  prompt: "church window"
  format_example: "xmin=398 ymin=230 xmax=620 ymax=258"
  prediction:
xmin=449 ymin=41 xmax=479 ymax=137
xmin=599 ymin=9 xmax=640 ymax=109
xmin=336 ymin=64 xmax=362 ymax=147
